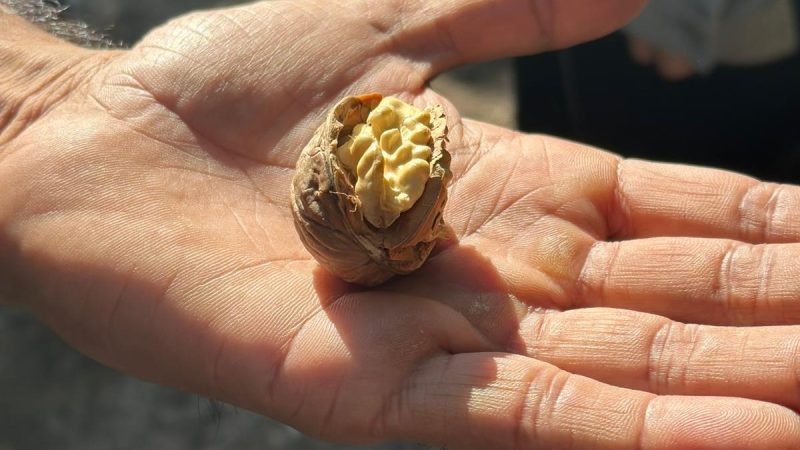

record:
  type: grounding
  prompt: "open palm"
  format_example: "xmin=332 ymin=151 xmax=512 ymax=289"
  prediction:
xmin=4 ymin=1 xmax=800 ymax=448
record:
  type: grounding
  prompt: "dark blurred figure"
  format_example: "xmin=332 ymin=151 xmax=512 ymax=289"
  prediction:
xmin=516 ymin=0 xmax=800 ymax=183
xmin=61 ymin=0 xmax=225 ymax=44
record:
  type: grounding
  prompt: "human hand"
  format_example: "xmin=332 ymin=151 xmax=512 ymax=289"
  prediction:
xmin=627 ymin=35 xmax=695 ymax=81
xmin=3 ymin=0 xmax=800 ymax=449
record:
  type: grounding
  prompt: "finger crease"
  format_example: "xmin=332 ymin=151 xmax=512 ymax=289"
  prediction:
xmin=714 ymin=241 xmax=738 ymax=323
xmin=608 ymin=157 xmax=632 ymax=240
xmin=513 ymin=365 xmax=545 ymax=450
xmin=756 ymin=245 xmax=775 ymax=323
xmin=576 ymin=241 xmax=610 ymax=309
xmin=763 ymin=184 xmax=783 ymax=241
xmin=527 ymin=0 xmax=555 ymax=51
xmin=681 ymin=324 xmax=701 ymax=391
xmin=636 ymin=395 xmax=656 ymax=450
xmin=646 ymin=320 xmax=672 ymax=394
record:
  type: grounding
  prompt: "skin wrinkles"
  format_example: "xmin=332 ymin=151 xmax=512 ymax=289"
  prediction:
xmin=4 ymin=1 xmax=800 ymax=449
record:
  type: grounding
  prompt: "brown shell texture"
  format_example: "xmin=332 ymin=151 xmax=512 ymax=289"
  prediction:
xmin=291 ymin=93 xmax=452 ymax=286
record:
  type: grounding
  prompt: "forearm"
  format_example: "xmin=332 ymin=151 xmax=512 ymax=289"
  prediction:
xmin=0 ymin=3 xmax=113 ymax=146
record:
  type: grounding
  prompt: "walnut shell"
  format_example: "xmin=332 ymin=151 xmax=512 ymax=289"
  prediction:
xmin=291 ymin=93 xmax=451 ymax=286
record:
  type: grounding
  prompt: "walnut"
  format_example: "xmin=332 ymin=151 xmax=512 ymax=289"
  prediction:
xmin=291 ymin=93 xmax=451 ymax=286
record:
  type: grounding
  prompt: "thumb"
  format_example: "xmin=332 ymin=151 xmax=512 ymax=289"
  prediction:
xmin=367 ymin=0 xmax=646 ymax=75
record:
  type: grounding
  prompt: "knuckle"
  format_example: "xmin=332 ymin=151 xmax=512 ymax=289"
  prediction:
xmin=738 ymin=182 xmax=782 ymax=242
xmin=715 ymin=242 xmax=775 ymax=324
xmin=515 ymin=365 xmax=565 ymax=449
xmin=647 ymin=320 xmax=685 ymax=393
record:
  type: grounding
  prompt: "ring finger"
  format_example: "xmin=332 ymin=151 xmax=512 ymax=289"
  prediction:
xmin=513 ymin=306 xmax=800 ymax=410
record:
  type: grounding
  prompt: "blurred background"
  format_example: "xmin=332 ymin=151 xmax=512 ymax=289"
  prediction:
xmin=2 ymin=0 xmax=799 ymax=449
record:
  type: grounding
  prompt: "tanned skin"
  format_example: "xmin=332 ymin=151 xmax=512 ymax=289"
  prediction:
xmin=2 ymin=1 xmax=800 ymax=449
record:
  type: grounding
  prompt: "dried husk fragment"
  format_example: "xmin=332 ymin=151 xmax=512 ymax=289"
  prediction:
xmin=291 ymin=93 xmax=451 ymax=286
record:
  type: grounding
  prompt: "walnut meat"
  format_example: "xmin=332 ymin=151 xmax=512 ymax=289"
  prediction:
xmin=291 ymin=93 xmax=451 ymax=286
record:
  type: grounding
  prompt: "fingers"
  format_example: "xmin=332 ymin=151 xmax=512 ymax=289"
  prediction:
xmin=627 ymin=36 xmax=655 ymax=65
xmin=446 ymin=129 xmax=800 ymax=326
xmin=626 ymin=37 xmax=695 ymax=81
xmin=651 ymin=49 xmax=694 ymax=81
xmin=611 ymin=159 xmax=800 ymax=243
xmin=392 ymin=353 xmax=800 ymax=449
xmin=515 ymin=308 xmax=800 ymax=410
xmin=369 ymin=0 xmax=645 ymax=74
xmin=454 ymin=130 xmax=800 ymax=244
xmin=578 ymin=238 xmax=800 ymax=325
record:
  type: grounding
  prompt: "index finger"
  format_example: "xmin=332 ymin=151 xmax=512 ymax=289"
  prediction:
xmin=610 ymin=159 xmax=800 ymax=243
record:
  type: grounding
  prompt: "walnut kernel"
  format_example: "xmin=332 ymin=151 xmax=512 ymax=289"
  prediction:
xmin=291 ymin=93 xmax=451 ymax=286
